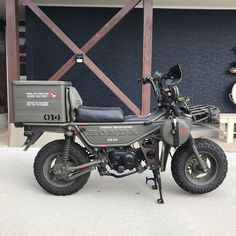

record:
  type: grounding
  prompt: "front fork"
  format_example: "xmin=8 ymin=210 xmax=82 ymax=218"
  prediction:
xmin=187 ymin=135 xmax=208 ymax=173
xmin=146 ymin=134 xmax=207 ymax=204
xmin=160 ymin=135 xmax=208 ymax=173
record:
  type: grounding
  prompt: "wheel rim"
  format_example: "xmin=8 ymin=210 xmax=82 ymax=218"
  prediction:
xmin=184 ymin=152 xmax=218 ymax=185
xmin=43 ymin=153 xmax=77 ymax=188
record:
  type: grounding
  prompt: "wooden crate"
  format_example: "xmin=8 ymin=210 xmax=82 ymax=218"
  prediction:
xmin=219 ymin=114 xmax=236 ymax=143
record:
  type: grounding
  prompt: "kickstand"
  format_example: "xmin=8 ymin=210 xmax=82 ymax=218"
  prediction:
xmin=146 ymin=175 xmax=157 ymax=189
xmin=146 ymin=168 xmax=164 ymax=204
xmin=155 ymin=168 xmax=164 ymax=204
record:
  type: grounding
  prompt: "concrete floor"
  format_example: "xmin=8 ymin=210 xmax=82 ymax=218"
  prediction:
xmin=0 ymin=147 xmax=235 ymax=236
xmin=0 ymin=129 xmax=8 ymax=147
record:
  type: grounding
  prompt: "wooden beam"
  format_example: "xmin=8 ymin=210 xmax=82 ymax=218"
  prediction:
xmin=6 ymin=0 xmax=20 ymax=123
xmin=84 ymin=57 xmax=140 ymax=115
xmin=51 ymin=56 xmax=141 ymax=114
xmin=141 ymin=0 xmax=153 ymax=115
xmin=23 ymin=0 xmax=140 ymax=114
xmin=82 ymin=0 xmax=142 ymax=53
xmin=50 ymin=55 xmax=76 ymax=81
xmin=23 ymin=0 xmax=81 ymax=54
xmin=49 ymin=0 xmax=142 ymax=81
xmin=49 ymin=56 xmax=75 ymax=81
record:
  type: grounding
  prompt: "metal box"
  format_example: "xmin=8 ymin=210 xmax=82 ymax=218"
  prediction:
xmin=12 ymin=81 xmax=72 ymax=123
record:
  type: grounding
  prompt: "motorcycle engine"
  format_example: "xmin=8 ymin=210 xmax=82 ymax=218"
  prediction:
xmin=108 ymin=147 xmax=142 ymax=173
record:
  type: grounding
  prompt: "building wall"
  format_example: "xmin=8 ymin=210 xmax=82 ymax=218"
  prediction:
xmin=0 ymin=20 xmax=7 ymax=114
xmin=26 ymin=7 xmax=236 ymax=114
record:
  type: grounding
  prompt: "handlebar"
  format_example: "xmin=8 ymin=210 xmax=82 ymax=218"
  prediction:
xmin=153 ymin=71 xmax=163 ymax=80
xmin=137 ymin=65 xmax=183 ymax=116
xmin=141 ymin=76 xmax=152 ymax=84
xmin=141 ymin=71 xmax=165 ymax=85
xmin=140 ymin=64 xmax=182 ymax=86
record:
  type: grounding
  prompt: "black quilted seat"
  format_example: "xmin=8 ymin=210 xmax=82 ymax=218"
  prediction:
xmin=124 ymin=111 xmax=165 ymax=122
xmin=76 ymin=106 xmax=124 ymax=122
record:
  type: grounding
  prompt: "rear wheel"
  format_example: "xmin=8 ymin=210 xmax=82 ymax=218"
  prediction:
xmin=34 ymin=140 xmax=91 ymax=195
xmin=171 ymin=138 xmax=228 ymax=194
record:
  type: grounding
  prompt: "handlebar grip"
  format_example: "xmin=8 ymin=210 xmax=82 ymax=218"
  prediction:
xmin=153 ymin=71 xmax=163 ymax=80
xmin=142 ymin=76 xmax=151 ymax=84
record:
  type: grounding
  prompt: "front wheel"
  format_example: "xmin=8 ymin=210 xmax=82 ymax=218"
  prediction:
xmin=34 ymin=140 xmax=91 ymax=195
xmin=171 ymin=138 xmax=228 ymax=194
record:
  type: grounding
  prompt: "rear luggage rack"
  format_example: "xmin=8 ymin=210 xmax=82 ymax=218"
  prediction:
xmin=189 ymin=105 xmax=220 ymax=124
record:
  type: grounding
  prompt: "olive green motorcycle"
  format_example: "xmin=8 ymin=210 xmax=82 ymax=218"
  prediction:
xmin=13 ymin=65 xmax=228 ymax=203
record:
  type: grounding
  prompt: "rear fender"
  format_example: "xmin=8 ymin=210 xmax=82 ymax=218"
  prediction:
xmin=23 ymin=126 xmax=44 ymax=151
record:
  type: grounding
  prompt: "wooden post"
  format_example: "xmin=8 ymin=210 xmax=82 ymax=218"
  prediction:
xmin=141 ymin=0 xmax=153 ymax=115
xmin=6 ymin=0 xmax=20 ymax=123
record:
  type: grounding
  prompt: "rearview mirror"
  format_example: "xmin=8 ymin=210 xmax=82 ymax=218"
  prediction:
xmin=165 ymin=64 xmax=182 ymax=86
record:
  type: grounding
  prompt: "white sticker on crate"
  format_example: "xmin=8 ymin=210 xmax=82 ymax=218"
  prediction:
xmin=26 ymin=101 xmax=49 ymax=107
xmin=26 ymin=92 xmax=49 ymax=98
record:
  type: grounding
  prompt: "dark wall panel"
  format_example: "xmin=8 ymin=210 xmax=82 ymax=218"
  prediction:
xmin=0 ymin=20 xmax=7 ymax=114
xmin=26 ymin=7 xmax=236 ymax=114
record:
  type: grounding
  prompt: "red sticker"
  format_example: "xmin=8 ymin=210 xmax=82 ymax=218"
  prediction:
xmin=179 ymin=127 xmax=189 ymax=134
xmin=50 ymin=92 xmax=57 ymax=98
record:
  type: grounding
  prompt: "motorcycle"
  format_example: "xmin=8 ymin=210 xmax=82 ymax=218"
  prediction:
xmin=15 ymin=65 xmax=228 ymax=203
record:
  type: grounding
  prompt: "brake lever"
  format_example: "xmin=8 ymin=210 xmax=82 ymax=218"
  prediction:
xmin=137 ymin=77 xmax=149 ymax=85
xmin=143 ymin=76 xmax=152 ymax=84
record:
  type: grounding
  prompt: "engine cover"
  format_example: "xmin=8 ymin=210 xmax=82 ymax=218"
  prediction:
xmin=108 ymin=148 xmax=137 ymax=173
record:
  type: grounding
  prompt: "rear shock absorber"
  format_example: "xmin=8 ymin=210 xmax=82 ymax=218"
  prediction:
xmin=63 ymin=130 xmax=74 ymax=163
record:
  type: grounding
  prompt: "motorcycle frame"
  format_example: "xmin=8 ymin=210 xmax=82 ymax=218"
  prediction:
xmin=22 ymin=111 xmax=173 ymax=172
xmin=22 ymin=113 xmax=218 ymax=174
